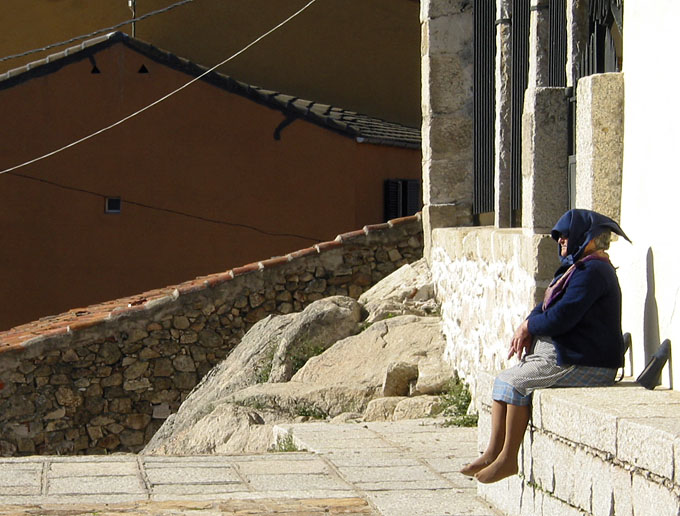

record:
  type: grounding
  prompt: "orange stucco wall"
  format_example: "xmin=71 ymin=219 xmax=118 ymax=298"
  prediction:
xmin=0 ymin=0 xmax=421 ymax=126
xmin=0 ymin=43 xmax=421 ymax=330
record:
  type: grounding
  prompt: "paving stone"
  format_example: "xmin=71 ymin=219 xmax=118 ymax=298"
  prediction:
xmin=337 ymin=465 xmax=437 ymax=483
xmin=367 ymin=489 xmax=498 ymax=516
xmin=356 ymin=479 xmax=452 ymax=491
xmin=145 ymin=466 xmax=240 ymax=485
xmin=48 ymin=475 xmax=145 ymax=495
xmin=235 ymin=458 xmax=329 ymax=475
xmin=245 ymin=474 xmax=349 ymax=492
xmin=49 ymin=460 xmax=138 ymax=476
xmin=150 ymin=483 xmax=246 ymax=495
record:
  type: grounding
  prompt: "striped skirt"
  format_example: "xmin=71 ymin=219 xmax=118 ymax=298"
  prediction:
xmin=492 ymin=337 xmax=617 ymax=406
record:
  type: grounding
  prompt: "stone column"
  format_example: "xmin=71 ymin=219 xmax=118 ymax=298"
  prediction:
xmin=575 ymin=73 xmax=624 ymax=220
xmin=566 ymin=0 xmax=589 ymax=88
xmin=494 ymin=0 xmax=513 ymax=228
xmin=521 ymin=0 xmax=569 ymax=232
xmin=528 ymin=0 xmax=551 ymax=87
xmin=521 ymin=87 xmax=570 ymax=232
xmin=420 ymin=0 xmax=475 ymax=261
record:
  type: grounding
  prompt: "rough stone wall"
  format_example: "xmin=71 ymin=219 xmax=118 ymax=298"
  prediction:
xmin=0 ymin=216 xmax=423 ymax=456
xmin=429 ymin=227 xmax=556 ymax=398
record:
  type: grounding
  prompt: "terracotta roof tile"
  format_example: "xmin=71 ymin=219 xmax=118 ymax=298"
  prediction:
xmin=258 ymin=256 xmax=290 ymax=269
xmin=231 ymin=262 xmax=261 ymax=277
xmin=335 ymin=229 xmax=368 ymax=243
xmin=287 ymin=247 xmax=318 ymax=260
xmin=204 ymin=271 xmax=235 ymax=288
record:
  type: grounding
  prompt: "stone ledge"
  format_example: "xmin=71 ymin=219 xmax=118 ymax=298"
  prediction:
xmin=475 ymin=371 xmax=680 ymax=516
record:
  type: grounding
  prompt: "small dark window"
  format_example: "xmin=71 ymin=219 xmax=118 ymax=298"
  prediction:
xmin=384 ymin=179 xmax=421 ymax=222
xmin=105 ymin=197 xmax=121 ymax=213
xmin=138 ymin=64 xmax=149 ymax=74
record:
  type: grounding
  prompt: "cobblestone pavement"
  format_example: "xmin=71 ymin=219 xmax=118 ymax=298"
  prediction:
xmin=0 ymin=419 xmax=500 ymax=516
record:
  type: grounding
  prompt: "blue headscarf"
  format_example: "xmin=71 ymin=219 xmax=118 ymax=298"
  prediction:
xmin=551 ymin=209 xmax=631 ymax=266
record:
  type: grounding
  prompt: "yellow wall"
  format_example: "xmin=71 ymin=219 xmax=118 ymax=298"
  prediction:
xmin=0 ymin=0 xmax=421 ymax=126
xmin=0 ymin=42 xmax=421 ymax=330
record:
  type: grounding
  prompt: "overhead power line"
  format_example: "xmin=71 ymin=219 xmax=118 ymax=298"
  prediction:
xmin=0 ymin=0 xmax=319 ymax=177
xmin=7 ymin=171 xmax=323 ymax=243
xmin=0 ymin=0 xmax=194 ymax=64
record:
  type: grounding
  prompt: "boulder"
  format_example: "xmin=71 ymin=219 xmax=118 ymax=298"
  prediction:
xmin=144 ymin=402 xmax=280 ymax=455
xmin=393 ymin=396 xmax=442 ymax=420
xmin=268 ymin=296 xmax=364 ymax=382
xmin=293 ymin=315 xmax=445 ymax=392
xmin=144 ymin=312 xmax=294 ymax=451
xmin=359 ymin=258 xmax=439 ymax=323
xmin=364 ymin=397 xmax=406 ymax=422
xmin=382 ymin=362 xmax=419 ymax=396
xmin=144 ymin=265 xmax=454 ymax=456
xmin=144 ymin=297 xmax=364 ymax=454
xmin=227 ymin=315 xmax=449 ymax=419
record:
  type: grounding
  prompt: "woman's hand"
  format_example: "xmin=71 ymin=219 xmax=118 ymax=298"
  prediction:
xmin=508 ymin=319 xmax=532 ymax=360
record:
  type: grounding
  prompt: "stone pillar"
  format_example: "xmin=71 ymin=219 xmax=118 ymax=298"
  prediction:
xmin=494 ymin=0 xmax=513 ymax=228
xmin=566 ymin=0 xmax=589 ymax=88
xmin=528 ymin=0 xmax=551 ymax=87
xmin=574 ymin=73 xmax=624 ymax=220
xmin=420 ymin=0 xmax=475 ymax=261
xmin=521 ymin=87 xmax=570 ymax=232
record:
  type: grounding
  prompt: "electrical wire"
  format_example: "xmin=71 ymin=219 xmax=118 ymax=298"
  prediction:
xmin=0 ymin=0 xmax=318 ymax=177
xmin=0 ymin=0 xmax=195 ymax=64
xmin=6 ymin=171 xmax=323 ymax=243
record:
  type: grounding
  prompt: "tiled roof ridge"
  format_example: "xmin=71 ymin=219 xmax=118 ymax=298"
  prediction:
xmin=0 ymin=32 xmax=421 ymax=148
xmin=0 ymin=213 xmax=421 ymax=353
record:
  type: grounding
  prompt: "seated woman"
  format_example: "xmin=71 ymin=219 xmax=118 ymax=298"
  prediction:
xmin=461 ymin=209 xmax=631 ymax=484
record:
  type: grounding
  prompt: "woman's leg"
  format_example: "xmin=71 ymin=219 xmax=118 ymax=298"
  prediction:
xmin=460 ymin=400 xmax=507 ymax=476
xmin=475 ymin=403 xmax=530 ymax=483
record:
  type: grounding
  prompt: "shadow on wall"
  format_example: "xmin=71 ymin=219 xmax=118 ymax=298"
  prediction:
xmin=644 ymin=247 xmax=673 ymax=387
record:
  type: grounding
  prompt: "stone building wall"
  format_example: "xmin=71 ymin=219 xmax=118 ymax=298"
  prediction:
xmin=429 ymin=227 xmax=556 ymax=397
xmin=0 ymin=216 xmax=423 ymax=456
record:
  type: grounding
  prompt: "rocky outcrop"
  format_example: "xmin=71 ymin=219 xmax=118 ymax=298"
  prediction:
xmin=143 ymin=259 xmax=454 ymax=455
xmin=359 ymin=255 xmax=438 ymax=323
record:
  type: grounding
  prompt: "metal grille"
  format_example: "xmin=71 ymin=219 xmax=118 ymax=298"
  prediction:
xmin=576 ymin=0 xmax=622 ymax=84
xmin=569 ymin=0 xmax=623 ymax=206
xmin=510 ymin=0 xmax=530 ymax=212
xmin=549 ymin=0 xmax=567 ymax=87
xmin=473 ymin=0 xmax=496 ymax=215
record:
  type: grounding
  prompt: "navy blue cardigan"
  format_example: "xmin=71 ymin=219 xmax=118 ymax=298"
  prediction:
xmin=526 ymin=259 xmax=625 ymax=368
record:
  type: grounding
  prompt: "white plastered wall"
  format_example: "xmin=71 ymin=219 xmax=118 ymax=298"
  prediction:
xmin=609 ymin=0 xmax=680 ymax=389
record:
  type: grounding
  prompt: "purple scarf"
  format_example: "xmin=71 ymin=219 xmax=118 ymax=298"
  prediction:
xmin=542 ymin=252 xmax=612 ymax=311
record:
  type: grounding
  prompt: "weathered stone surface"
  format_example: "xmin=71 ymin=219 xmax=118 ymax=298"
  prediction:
xmin=144 ymin=265 xmax=445 ymax=456
xmin=293 ymin=316 xmax=446 ymax=395
xmin=364 ymin=397 xmax=406 ymax=422
xmin=575 ymin=72 xmax=625 ymax=221
xmin=382 ymin=362 xmax=419 ymax=397
xmin=521 ymin=87 xmax=570 ymax=232
xmin=359 ymin=259 xmax=438 ymax=323
xmin=268 ymin=297 xmax=364 ymax=383
xmin=392 ymin=396 xmax=442 ymax=420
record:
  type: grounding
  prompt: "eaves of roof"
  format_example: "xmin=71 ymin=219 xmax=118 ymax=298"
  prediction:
xmin=0 ymin=32 xmax=421 ymax=149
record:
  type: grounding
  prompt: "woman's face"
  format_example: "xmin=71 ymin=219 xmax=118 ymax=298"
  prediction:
xmin=558 ymin=235 xmax=569 ymax=257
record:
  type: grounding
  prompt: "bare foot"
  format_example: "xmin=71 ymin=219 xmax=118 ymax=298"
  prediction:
xmin=459 ymin=453 xmax=497 ymax=477
xmin=474 ymin=455 xmax=518 ymax=484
